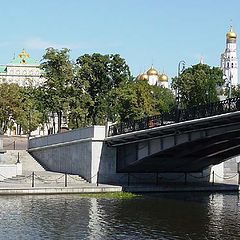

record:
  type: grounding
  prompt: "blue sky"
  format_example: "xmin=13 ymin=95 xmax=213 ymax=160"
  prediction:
xmin=0 ymin=0 xmax=240 ymax=81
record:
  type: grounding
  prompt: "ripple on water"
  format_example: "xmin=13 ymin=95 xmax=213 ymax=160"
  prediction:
xmin=0 ymin=192 xmax=239 ymax=239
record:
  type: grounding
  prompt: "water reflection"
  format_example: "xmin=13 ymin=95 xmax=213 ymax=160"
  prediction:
xmin=0 ymin=192 xmax=239 ymax=239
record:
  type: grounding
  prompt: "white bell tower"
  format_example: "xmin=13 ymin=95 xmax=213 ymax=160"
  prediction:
xmin=220 ymin=26 xmax=238 ymax=86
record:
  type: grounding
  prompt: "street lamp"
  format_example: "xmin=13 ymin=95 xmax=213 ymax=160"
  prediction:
xmin=177 ymin=60 xmax=186 ymax=107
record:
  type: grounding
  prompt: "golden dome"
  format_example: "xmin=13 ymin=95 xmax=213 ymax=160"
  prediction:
xmin=139 ymin=73 xmax=149 ymax=81
xmin=226 ymin=27 xmax=237 ymax=39
xmin=159 ymin=73 xmax=168 ymax=82
xmin=136 ymin=74 xmax=142 ymax=81
xmin=18 ymin=49 xmax=30 ymax=58
xmin=147 ymin=66 xmax=158 ymax=75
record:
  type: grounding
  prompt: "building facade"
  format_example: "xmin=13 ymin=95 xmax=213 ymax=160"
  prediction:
xmin=0 ymin=49 xmax=43 ymax=87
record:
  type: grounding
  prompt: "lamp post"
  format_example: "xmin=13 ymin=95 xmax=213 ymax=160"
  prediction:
xmin=177 ymin=60 xmax=186 ymax=108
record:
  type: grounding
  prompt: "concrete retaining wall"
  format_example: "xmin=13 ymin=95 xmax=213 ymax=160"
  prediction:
xmin=28 ymin=126 xmax=118 ymax=184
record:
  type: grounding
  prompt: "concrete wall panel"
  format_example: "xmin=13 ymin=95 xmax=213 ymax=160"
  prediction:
xmin=137 ymin=142 xmax=149 ymax=159
xmin=149 ymin=139 xmax=161 ymax=155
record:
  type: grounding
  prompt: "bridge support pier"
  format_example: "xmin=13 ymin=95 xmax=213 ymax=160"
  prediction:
xmin=212 ymin=171 xmax=215 ymax=185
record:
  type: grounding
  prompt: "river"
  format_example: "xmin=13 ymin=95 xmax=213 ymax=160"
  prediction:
xmin=0 ymin=192 xmax=239 ymax=239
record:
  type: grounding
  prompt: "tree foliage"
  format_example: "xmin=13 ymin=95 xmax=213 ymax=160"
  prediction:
xmin=0 ymin=84 xmax=22 ymax=134
xmin=0 ymin=48 xmax=177 ymax=135
xmin=172 ymin=63 xmax=224 ymax=107
xmin=74 ymin=53 xmax=131 ymax=125
xmin=0 ymin=83 xmax=43 ymax=135
xmin=40 ymin=47 xmax=74 ymax=132
xmin=231 ymin=84 xmax=240 ymax=98
xmin=110 ymin=81 xmax=175 ymax=122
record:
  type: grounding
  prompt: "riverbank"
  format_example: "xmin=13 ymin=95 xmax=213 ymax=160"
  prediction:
xmin=0 ymin=182 xmax=122 ymax=195
xmin=124 ymin=182 xmax=240 ymax=193
xmin=0 ymin=181 xmax=239 ymax=195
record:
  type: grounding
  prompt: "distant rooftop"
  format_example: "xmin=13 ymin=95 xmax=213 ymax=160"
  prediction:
xmin=0 ymin=65 xmax=6 ymax=73
xmin=9 ymin=49 xmax=39 ymax=65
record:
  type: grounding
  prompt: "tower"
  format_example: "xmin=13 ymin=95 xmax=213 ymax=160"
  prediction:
xmin=220 ymin=26 xmax=238 ymax=86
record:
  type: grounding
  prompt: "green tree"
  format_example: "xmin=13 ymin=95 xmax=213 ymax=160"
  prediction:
xmin=231 ymin=84 xmax=240 ymax=97
xmin=0 ymin=83 xmax=45 ymax=135
xmin=75 ymin=53 xmax=131 ymax=125
xmin=40 ymin=48 xmax=74 ymax=133
xmin=151 ymin=85 xmax=175 ymax=114
xmin=16 ymin=86 xmax=45 ymax=136
xmin=111 ymin=81 xmax=175 ymax=122
xmin=172 ymin=63 xmax=224 ymax=107
xmin=110 ymin=81 xmax=150 ymax=122
xmin=0 ymin=83 xmax=22 ymax=134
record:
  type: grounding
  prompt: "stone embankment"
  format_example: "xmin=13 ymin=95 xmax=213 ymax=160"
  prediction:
xmin=0 ymin=136 xmax=122 ymax=195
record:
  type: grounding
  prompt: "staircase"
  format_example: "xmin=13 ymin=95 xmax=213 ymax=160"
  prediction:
xmin=1 ymin=136 xmax=88 ymax=186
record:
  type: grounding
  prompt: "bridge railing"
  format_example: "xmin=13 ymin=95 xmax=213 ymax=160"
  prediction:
xmin=108 ymin=97 xmax=240 ymax=137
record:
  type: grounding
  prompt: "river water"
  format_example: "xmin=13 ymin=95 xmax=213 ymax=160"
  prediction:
xmin=0 ymin=192 xmax=239 ymax=240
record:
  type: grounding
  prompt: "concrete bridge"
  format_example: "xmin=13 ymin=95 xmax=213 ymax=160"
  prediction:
xmin=28 ymin=98 xmax=240 ymax=184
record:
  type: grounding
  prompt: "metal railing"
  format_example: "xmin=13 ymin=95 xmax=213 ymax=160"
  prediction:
xmin=108 ymin=97 xmax=240 ymax=137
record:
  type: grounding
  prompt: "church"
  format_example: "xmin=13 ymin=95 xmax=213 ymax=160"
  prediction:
xmin=221 ymin=26 xmax=238 ymax=87
xmin=136 ymin=66 xmax=169 ymax=88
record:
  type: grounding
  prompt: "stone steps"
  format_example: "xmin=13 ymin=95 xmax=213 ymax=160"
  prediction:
xmin=1 ymin=149 xmax=89 ymax=185
xmin=3 ymin=172 xmax=87 ymax=185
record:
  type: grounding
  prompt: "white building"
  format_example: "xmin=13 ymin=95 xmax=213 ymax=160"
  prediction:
xmin=0 ymin=49 xmax=44 ymax=87
xmin=0 ymin=49 xmax=65 ymax=136
xmin=220 ymin=26 xmax=238 ymax=86
xmin=136 ymin=66 xmax=169 ymax=88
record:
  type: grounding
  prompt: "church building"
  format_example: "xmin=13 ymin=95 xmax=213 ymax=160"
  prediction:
xmin=220 ymin=26 xmax=238 ymax=86
xmin=136 ymin=66 xmax=169 ymax=88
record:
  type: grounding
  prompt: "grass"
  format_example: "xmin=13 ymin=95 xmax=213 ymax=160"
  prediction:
xmin=78 ymin=191 xmax=140 ymax=199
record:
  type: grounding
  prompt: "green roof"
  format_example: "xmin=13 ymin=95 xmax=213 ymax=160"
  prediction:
xmin=0 ymin=65 xmax=6 ymax=73
xmin=10 ymin=49 xmax=39 ymax=65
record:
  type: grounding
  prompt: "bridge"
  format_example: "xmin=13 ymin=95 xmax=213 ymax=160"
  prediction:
xmin=28 ymin=98 xmax=240 ymax=184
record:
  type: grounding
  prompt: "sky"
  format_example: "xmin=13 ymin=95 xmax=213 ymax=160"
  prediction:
xmin=0 ymin=0 xmax=240 ymax=82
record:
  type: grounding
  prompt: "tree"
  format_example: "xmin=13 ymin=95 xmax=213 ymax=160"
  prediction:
xmin=40 ymin=48 xmax=74 ymax=133
xmin=151 ymin=85 xmax=175 ymax=114
xmin=172 ymin=63 xmax=224 ymax=107
xmin=231 ymin=84 xmax=240 ymax=98
xmin=16 ymin=86 xmax=45 ymax=136
xmin=74 ymin=53 xmax=131 ymax=125
xmin=110 ymin=80 xmax=153 ymax=122
xmin=109 ymin=80 xmax=175 ymax=122
xmin=0 ymin=83 xmax=43 ymax=135
xmin=0 ymin=83 xmax=22 ymax=134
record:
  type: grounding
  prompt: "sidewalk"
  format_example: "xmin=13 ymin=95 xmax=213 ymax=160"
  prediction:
xmin=123 ymin=182 xmax=240 ymax=193
xmin=0 ymin=171 xmax=122 ymax=195
xmin=0 ymin=180 xmax=122 ymax=195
